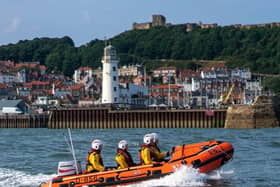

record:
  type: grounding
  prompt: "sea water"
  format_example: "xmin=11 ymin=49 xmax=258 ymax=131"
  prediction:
xmin=0 ymin=128 xmax=279 ymax=187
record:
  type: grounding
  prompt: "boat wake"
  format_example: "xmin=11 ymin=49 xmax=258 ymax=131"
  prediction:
xmin=0 ymin=166 xmax=234 ymax=187
xmin=0 ymin=168 xmax=55 ymax=187
xmin=124 ymin=166 xmax=234 ymax=187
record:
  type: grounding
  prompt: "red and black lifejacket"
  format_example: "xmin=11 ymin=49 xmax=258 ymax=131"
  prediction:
xmin=86 ymin=149 xmax=103 ymax=168
xmin=116 ymin=149 xmax=135 ymax=167
xmin=139 ymin=144 xmax=155 ymax=164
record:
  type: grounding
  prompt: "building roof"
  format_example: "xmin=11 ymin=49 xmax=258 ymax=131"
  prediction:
xmin=152 ymin=85 xmax=184 ymax=89
xmin=70 ymin=83 xmax=85 ymax=90
xmin=179 ymin=69 xmax=200 ymax=78
xmin=77 ymin=67 xmax=93 ymax=71
xmin=0 ymin=61 xmax=15 ymax=67
xmin=30 ymin=89 xmax=53 ymax=96
xmin=39 ymin=65 xmax=47 ymax=70
xmin=0 ymin=99 xmax=23 ymax=109
xmin=15 ymin=63 xmax=46 ymax=71
xmin=16 ymin=63 xmax=38 ymax=69
xmin=30 ymin=81 xmax=50 ymax=85
xmin=155 ymin=66 xmax=177 ymax=71
xmin=198 ymin=67 xmax=212 ymax=71
xmin=0 ymin=83 xmax=7 ymax=89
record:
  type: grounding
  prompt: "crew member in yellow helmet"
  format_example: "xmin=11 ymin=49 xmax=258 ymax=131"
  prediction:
xmin=115 ymin=140 xmax=135 ymax=169
xmin=86 ymin=139 xmax=105 ymax=172
xmin=150 ymin=133 xmax=170 ymax=162
xmin=139 ymin=134 xmax=157 ymax=165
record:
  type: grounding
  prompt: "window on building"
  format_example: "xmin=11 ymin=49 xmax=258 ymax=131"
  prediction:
xmin=114 ymin=87 xmax=117 ymax=92
xmin=113 ymin=66 xmax=116 ymax=72
xmin=114 ymin=97 xmax=117 ymax=102
xmin=113 ymin=76 xmax=116 ymax=81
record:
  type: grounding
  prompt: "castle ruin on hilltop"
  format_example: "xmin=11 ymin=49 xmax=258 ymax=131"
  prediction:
xmin=133 ymin=15 xmax=280 ymax=32
xmin=132 ymin=15 xmax=169 ymax=30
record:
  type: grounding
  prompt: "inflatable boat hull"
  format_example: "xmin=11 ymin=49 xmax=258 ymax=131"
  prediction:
xmin=40 ymin=140 xmax=234 ymax=187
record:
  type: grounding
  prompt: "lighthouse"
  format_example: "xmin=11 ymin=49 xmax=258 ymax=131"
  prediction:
xmin=101 ymin=45 xmax=119 ymax=104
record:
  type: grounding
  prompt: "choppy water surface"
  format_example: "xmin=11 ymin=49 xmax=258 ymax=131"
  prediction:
xmin=0 ymin=128 xmax=279 ymax=187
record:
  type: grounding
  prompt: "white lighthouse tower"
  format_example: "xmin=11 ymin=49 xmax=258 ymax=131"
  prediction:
xmin=101 ymin=45 xmax=119 ymax=104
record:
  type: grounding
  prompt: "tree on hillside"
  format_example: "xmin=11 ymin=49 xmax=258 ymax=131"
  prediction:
xmin=62 ymin=47 xmax=80 ymax=77
xmin=45 ymin=52 xmax=63 ymax=73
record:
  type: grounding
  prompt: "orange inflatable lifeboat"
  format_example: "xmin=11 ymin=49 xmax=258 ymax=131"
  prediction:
xmin=40 ymin=140 xmax=234 ymax=187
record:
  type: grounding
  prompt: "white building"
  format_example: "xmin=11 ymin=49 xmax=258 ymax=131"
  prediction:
xmin=17 ymin=69 xmax=26 ymax=83
xmin=191 ymin=78 xmax=201 ymax=91
xmin=231 ymin=68 xmax=251 ymax=80
xmin=0 ymin=99 xmax=27 ymax=114
xmin=52 ymin=84 xmax=71 ymax=98
xmin=0 ymin=73 xmax=17 ymax=83
xmin=200 ymin=70 xmax=216 ymax=79
xmin=101 ymin=45 xmax=119 ymax=104
xmin=16 ymin=87 xmax=31 ymax=97
xmin=35 ymin=96 xmax=59 ymax=106
xmin=245 ymin=79 xmax=263 ymax=101
xmin=119 ymin=83 xmax=148 ymax=106
xmin=118 ymin=64 xmax=144 ymax=77
xmin=36 ymin=96 xmax=50 ymax=105
xmin=73 ymin=67 xmax=93 ymax=84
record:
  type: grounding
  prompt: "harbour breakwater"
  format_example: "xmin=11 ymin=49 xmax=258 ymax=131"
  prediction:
xmin=0 ymin=114 xmax=48 ymax=128
xmin=0 ymin=96 xmax=279 ymax=129
xmin=47 ymin=108 xmax=226 ymax=128
xmin=225 ymin=96 xmax=280 ymax=128
xmin=0 ymin=108 xmax=226 ymax=128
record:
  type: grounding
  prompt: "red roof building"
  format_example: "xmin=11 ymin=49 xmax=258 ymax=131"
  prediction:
xmin=133 ymin=75 xmax=151 ymax=86
xmin=70 ymin=83 xmax=85 ymax=98
xmin=151 ymin=84 xmax=184 ymax=98
xmin=24 ymin=81 xmax=50 ymax=90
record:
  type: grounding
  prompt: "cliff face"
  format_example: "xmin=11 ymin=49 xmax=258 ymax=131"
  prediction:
xmin=225 ymin=96 xmax=280 ymax=129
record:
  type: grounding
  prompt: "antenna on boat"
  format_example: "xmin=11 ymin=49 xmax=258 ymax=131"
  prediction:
xmin=67 ymin=128 xmax=79 ymax=174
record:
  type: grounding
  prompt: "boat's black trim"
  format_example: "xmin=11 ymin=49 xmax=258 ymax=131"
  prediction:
xmin=52 ymin=177 xmax=63 ymax=183
xmin=86 ymin=172 xmax=172 ymax=187
xmin=193 ymin=148 xmax=234 ymax=168
xmin=59 ymin=184 xmax=68 ymax=187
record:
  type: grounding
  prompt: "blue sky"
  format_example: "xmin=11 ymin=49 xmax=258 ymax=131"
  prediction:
xmin=1 ymin=0 xmax=280 ymax=46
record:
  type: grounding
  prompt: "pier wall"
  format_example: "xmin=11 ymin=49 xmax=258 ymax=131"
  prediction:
xmin=2 ymin=96 xmax=279 ymax=129
xmin=47 ymin=108 xmax=227 ymax=129
xmin=0 ymin=114 xmax=48 ymax=128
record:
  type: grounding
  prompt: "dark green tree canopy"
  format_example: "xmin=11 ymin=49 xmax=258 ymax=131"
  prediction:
xmin=1 ymin=26 xmax=280 ymax=77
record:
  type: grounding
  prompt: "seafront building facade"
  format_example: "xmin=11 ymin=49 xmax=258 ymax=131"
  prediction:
xmin=150 ymin=66 xmax=262 ymax=109
xmin=0 ymin=45 xmax=267 ymax=114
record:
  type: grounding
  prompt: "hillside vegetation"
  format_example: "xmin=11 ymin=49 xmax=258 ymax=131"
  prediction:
xmin=0 ymin=25 xmax=280 ymax=92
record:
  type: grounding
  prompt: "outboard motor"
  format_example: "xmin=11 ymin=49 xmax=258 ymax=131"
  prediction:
xmin=57 ymin=161 xmax=82 ymax=177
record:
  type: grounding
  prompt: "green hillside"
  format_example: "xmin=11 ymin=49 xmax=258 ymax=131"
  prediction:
xmin=0 ymin=25 xmax=280 ymax=92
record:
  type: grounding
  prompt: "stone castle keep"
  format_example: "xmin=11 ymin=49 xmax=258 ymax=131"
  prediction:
xmin=133 ymin=15 xmax=167 ymax=30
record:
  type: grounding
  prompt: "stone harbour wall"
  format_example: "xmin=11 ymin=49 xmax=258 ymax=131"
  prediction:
xmin=225 ymin=96 xmax=280 ymax=129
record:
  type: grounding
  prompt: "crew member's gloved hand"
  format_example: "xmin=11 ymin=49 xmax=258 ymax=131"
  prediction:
xmin=166 ymin=151 xmax=170 ymax=157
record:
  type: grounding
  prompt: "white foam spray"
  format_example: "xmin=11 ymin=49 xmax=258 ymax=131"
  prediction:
xmin=0 ymin=168 xmax=55 ymax=187
xmin=123 ymin=166 xmax=235 ymax=187
xmin=124 ymin=166 xmax=208 ymax=187
xmin=208 ymin=169 xmax=235 ymax=180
